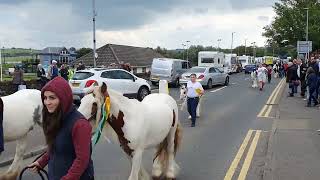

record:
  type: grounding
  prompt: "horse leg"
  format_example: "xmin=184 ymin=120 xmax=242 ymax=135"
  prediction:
xmin=6 ymin=135 xmax=27 ymax=178
xmin=165 ymin=128 xmax=179 ymax=179
xmin=128 ymin=149 xmax=143 ymax=180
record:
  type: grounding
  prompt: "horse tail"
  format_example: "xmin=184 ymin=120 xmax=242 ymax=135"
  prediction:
xmin=159 ymin=80 xmax=169 ymax=94
xmin=174 ymin=123 xmax=182 ymax=155
xmin=33 ymin=105 xmax=42 ymax=126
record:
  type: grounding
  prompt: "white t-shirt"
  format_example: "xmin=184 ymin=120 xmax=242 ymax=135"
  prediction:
xmin=187 ymin=81 xmax=203 ymax=98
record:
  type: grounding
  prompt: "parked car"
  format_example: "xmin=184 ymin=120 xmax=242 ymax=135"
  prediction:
xmin=150 ymin=58 xmax=191 ymax=87
xmin=69 ymin=68 xmax=151 ymax=102
xmin=244 ymin=64 xmax=257 ymax=74
xmin=179 ymin=66 xmax=229 ymax=89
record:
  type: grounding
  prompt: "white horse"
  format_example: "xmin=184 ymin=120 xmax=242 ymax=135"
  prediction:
xmin=251 ymin=71 xmax=258 ymax=88
xmin=179 ymin=85 xmax=201 ymax=117
xmin=78 ymin=82 xmax=182 ymax=180
xmin=0 ymin=89 xmax=43 ymax=179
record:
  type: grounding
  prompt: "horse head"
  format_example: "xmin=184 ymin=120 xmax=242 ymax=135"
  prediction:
xmin=179 ymin=84 xmax=187 ymax=101
xmin=78 ymin=82 xmax=109 ymax=133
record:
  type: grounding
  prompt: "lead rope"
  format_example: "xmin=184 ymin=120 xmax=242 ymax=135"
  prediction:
xmin=92 ymin=97 xmax=111 ymax=145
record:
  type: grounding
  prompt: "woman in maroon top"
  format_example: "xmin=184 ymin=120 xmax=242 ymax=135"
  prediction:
xmin=29 ymin=77 xmax=94 ymax=180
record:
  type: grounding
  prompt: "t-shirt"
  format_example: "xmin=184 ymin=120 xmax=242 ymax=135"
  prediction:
xmin=187 ymin=81 xmax=203 ymax=98
xmin=257 ymin=67 xmax=267 ymax=76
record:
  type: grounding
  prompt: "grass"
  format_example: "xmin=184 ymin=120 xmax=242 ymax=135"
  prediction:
xmin=2 ymin=73 xmax=37 ymax=81
xmin=2 ymin=56 xmax=33 ymax=63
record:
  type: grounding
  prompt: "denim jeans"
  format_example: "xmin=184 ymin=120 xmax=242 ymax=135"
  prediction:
xmin=187 ymin=97 xmax=199 ymax=126
xmin=308 ymin=88 xmax=318 ymax=106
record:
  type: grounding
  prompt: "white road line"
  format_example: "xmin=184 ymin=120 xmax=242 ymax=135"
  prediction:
xmin=210 ymin=86 xmax=227 ymax=93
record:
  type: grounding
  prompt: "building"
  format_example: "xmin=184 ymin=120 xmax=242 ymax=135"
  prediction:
xmin=39 ymin=47 xmax=77 ymax=68
xmin=73 ymin=44 xmax=164 ymax=74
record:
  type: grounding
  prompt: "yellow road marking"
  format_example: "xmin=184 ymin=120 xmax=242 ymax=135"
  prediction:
xmin=238 ymin=130 xmax=262 ymax=180
xmin=224 ymin=130 xmax=254 ymax=180
xmin=266 ymin=78 xmax=285 ymax=104
xmin=269 ymin=79 xmax=285 ymax=104
xmin=257 ymin=105 xmax=268 ymax=117
xmin=261 ymin=105 xmax=273 ymax=118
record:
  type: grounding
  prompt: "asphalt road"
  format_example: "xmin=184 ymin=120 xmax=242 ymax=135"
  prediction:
xmin=0 ymin=73 xmax=282 ymax=180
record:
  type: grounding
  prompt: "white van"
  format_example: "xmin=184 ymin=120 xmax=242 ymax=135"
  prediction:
xmin=150 ymin=58 xmax=191 ymax=87
xmin=198 ymin=51 xmax=225 ymax=71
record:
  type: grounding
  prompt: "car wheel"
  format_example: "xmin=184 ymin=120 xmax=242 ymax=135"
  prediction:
xmin=137 ymin=86 xmax=150 ymax=101
xmin=224 ymin=77 xmax=229 ymax=86
xmin=207 ymin=79 xmax=213 ymax=89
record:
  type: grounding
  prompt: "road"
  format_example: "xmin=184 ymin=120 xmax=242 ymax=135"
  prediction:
xmin=0 ymin=73 xmax=283 ymax=180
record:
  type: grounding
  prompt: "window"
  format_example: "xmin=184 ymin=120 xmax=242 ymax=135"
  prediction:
xmin=142 ymin=67 xmax=146 ymax=73
xmin=72 ymin=72 xmax=94 ymax=80
xmin=66 ymin=57 xmax=69 ymax=63
xmin=182 ymin=62 xmax=188 ymax=69
xmin=101 ymin=71 xmax=118 ymax=79
xmin=218 ymin=58 xmax=220 ymax=64
xmin=215 ymin=68 xmax=222 ymax=73
xmin=209 ymin=68 xmax=216 ymax=73
xmin=116 ymin=70 xmax=134 ymax=80
xmin=133 ymin=68 xmax=137 ymax=74
xmin=201 ymin=58 xmax=214 ymax=63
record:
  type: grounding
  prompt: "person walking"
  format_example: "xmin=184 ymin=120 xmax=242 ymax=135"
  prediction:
xmin=267 ymin=65 xmax=272 ymax=83
xmin=59 ymin=64 xmax=69 ymax=81
xmin=186 ymin=74 xmax=204 ymax=127
xmin=28 ymin=77 xmax=94 ymax=180
xmin=68 ymin=65 xmax=75 ymax=80
xmin=286 ymin=62 xmax=299 ymax=97
xmin=37 ymin=64 xmax=48 ymax=89
xmin=309 ymin=57 xmax=320 ymax=100
xmin=256 ymin=64 xmax=267 ymax=91
xmin=297 ymin=59 xmax=307 ymax=97
xmin=306 ymin=67 xmax=318 ymax=107
xmin=12 ymin=65 xmax=24 ymax=92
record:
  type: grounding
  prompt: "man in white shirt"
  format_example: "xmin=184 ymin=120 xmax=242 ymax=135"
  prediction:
xmin=186 ymin=74 xmax=204 ymax=127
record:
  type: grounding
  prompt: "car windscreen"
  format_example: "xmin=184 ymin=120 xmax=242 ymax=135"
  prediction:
xmin=188 ymin=67 xmax=206 ymax=73
xmin=72 ymin=72 xmax=94 ymax=80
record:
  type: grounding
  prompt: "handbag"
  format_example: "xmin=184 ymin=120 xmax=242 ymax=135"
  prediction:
xmin=293 ymin=80 xmax=300 ymax=86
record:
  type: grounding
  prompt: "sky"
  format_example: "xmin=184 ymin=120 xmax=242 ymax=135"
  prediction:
xmin=0 ymin=0 xmax=277 ymax=50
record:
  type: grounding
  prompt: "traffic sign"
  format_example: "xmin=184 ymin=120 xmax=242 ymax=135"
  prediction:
xmin=297 ymin=41 xmax=312 ymax=54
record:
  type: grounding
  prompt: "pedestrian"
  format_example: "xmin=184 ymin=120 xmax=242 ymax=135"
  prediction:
xmin=59 ymin=64 xmax=69 ymax=81
xmin=76 ymin=61 xmax=85 ymax=71
xmin=28 ymin=77 xmax=94 ymax=180
xmin=286 ymin=62 xmax=299 ymax=97
xmin=186 ymin=74 xmax=204 ymax=127
xmin=67 ymin=65 xmax=75 ymax=80
xmin=12 ymin=65 xmax=24 ymax=92
xmin=51 ymin=60 xmax=59 ymax=80
xmin=256 ymin=64 xmax=267 ymax=91
xmin=37 ymin=64 xmax=48 ymax=89
xmin=297 ymin=59 xmax=308 ymax=97
xmin=309 ymin=57 xmax=320 ymax=99
xmin=306 ymin=67 xmax=318 ymax=107
xmin=267 ymin=65 xmax=272 ymax=83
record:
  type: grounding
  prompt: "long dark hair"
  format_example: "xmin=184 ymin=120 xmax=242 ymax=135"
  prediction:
xmin=42 ymin=105 xmax=63 ymax=150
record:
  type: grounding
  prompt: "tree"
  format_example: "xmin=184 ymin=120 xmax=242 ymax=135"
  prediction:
xmin=263 ymin=0 xmax=320 ymax=56
xmin=76 ymin=48 xmax=93 ymax=59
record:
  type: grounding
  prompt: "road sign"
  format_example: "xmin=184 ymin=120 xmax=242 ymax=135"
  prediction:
xmin=297 ymin=41 xmax=312 ymax=54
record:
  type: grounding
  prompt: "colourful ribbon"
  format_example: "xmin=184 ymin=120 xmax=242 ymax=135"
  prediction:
xmin=91 ymin=97 xmax=110 ymax=145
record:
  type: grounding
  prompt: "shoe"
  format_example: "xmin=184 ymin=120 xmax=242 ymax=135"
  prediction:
xmin=191 ymin=124 xmax=195 ymax=127
xmin=188 ymin=116 xmax=191 ymax=119
xmin=259 ymin=88 xmax=262 ymax=91
xmin=306 ymin=104 xmax=311 ymax=107
xmin=196 ymin=115 xmax=200 ymax=118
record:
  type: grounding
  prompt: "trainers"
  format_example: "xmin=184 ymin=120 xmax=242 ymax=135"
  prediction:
xmin=188 ymin=116 xmax=191 ymax=119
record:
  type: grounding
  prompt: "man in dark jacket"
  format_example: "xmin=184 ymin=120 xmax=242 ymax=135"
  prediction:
xmin=287 ymin=62 xmax=299 ymax=97
xmin=59 ymin=64 xmax=69 ymax=81
xmin=306 ymin=67 xmax=318 ymax=107
xmin=297 ymin=59 xmax=308 ymax=97
xmin=309 ymin=57 xmax=320 ymax=99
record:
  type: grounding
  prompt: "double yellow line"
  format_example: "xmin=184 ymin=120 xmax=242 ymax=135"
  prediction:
xmin=224 ymin=130 xmax=261 ymax=180
xmin=258 ymin=78 xmax=286 ymax=117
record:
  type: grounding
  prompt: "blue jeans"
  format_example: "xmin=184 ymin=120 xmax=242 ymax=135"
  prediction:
xmin=308 ymin=88 xmax=318 ymax=106
xmin=187 ymin=97 xmax=199 ymax=126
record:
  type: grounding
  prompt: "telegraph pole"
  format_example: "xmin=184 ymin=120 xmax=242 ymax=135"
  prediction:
xmin=92 ymin=0 xmax=97 ymax=67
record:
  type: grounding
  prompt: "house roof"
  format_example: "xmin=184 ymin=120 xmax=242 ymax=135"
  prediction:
xmin=74 ymin=44 xmax=164 ymax=67
xmin=40 ymin=47 xmax=68 ymax=54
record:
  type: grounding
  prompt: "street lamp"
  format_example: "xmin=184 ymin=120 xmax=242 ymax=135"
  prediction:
xmin=217 ymin=39 xmax=222 ymax=50
xmin=186 ymin=40 xmax=190 ymax=62
xmin=231 ymin=32 xmax=235 ymax=54
xmin=0 ymin=46 xmax=2 ymax=82
xmin=251 ymin=42 xmax=256 ymax=60
xmin=182 ymin=44 xmax=186 ymax=60
xmin=92 ymin=0 xmax=97 ymax=67
xmin=244 ymin=38 xmax=248 ymax=55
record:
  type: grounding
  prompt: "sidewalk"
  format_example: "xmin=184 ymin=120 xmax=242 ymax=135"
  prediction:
xmin=265 ymin=84 xmax=320 ymax=180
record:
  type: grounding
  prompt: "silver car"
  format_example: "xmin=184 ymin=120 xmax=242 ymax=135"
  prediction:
xmin=180 ymin=66 xmax=230 ymax=89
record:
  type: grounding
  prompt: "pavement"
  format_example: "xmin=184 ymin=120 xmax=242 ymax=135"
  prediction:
xmin=263 ymin=84 xmax=320 ymax=180
xmin=0 ymin=73 xmax=300 ymax=180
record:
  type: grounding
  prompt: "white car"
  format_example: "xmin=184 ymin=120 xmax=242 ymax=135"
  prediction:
xmin=69 ymin=68 xmax=151 ymax=101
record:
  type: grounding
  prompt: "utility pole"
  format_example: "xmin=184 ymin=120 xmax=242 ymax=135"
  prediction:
xmin=92 ymin=0 xmax=97 ymax=67
xmin=182 ymin=44 xmax=186 ymax=60
xmin=0 ymin=46 xmax=2 ymax=82
xmin=306 ymin=8 xmax=309 ymax=61
xmin=244 ymin=38 xmax=247 ymax=55
xmin=217 ymin=39 xmax=222 ymax=50
xmin=186 ymin=40 xmax=190 ymax=62
xmin=231 ymin=32 xmax=235 ymax=54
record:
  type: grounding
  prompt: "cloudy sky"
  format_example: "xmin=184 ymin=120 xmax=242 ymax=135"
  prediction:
xmin=0 ymin=0 xmax=276 ymax=50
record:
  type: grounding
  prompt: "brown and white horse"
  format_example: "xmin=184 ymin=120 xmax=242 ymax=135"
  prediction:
xmin=78 ymin=82 xmax=182 ymax=180
xmin=0 ymin=89 xmax=43 ymax=179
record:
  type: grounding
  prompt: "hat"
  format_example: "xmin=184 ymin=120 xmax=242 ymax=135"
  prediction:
xmin=52 ymin=60 xmax=57 ymax=64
